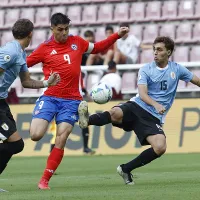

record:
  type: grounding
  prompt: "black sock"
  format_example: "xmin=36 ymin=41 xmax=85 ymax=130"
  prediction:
xmin=82 ymin=127 xmax=89 ymax=149
xmin=122 ymin=148 xmax=160 ymax=173
xmin=0 ymin=147 xmax=13 ymax=174
xmin=89 ymin=111 xmax=111 ymax=126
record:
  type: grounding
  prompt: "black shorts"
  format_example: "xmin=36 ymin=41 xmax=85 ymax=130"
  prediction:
xmin=112 ymin=101 xmax=165 ymax=146
xmin=0 ymin=99 xmax=17 ymax=141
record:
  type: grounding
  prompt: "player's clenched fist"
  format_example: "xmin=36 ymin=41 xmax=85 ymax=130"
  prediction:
xmin=118 ymin=27 xmax=129 ymax=37
xmin=44 ymin=72 xmax=61 ymax=87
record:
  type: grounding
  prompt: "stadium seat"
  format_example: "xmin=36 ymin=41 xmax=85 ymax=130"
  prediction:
xmin=69 ymin=27 xmax=79 ymax=36
xmin=86 ymin=73 xmax=102 ymax=92
xmin=177 ymin=0 xmax=194 ymax=19
xmin=40 ymin=0 xmax=55 ymax=5
xmin=129 ymin=25 xmax=143 ymax=41
xmin=24 ymin=0 xmax=40 ymax=5
xmin=67 ymin=6 xmax=82 ymax=25
xmin=161 ymin=1 xmax=178 ymax=20
xmin=173 ymin=46 xmax=189 ymax=62
xmin=35 ymin=7 xmax=51 ymax=27
xmin=76 ymin=0 xmax=90 ymax=2
xmin=20 ymin=8 xmax=35 ymax=23
xmin=175 ymin=23 xmax=192 ymax=43
xmin=11 ymin=78 xmax=23 ymax=97
xmin=140 ymin=49 xmax=153 ymax=64
xmin=5 ymin=9 xmax=20 ymax=28
xmin=130 ymin=2 xmax=146 ymax=22
xmin=121 ymin=72 xmax=137 ymax=94
xmin=51 ymin=6 xmax=66 ymax=15
xmin=192 ymin=23 xmax=200 ymax=42
xmin=95 ymin=27 xmax=106 ymax=41
xmin=159 ymin=24 xmax=175 ymax=40
xmin=190 ymin=46 xmax=200 ymax=62
xmin=194 ymin=0 xmax=200 ymax=18
xmin=145 ymin=1 xmax=161 ymax=21
xmin=97 ymin=4 xmax=113 ymax=23
xmin=82 ymin=5 xmax=97 ymax=24
xmin=0 ymin=0 xmax=9 ymax=6
xmin=9 ymin=0 xmax=24 ymax=6
xmin=91 ymin=0 xmax=106 ymax=2
xmin=30 ymin=29 xmax=47 ymax=49
xmin=1 ymin=31 xmax=14 ymax=45
xmin=143 ymin=24 xmax=158 ymax=44
xmin=113 ymin=3 xmax=129 ymax=23
xmin=0 ymin=10 xmax=5 ymax=29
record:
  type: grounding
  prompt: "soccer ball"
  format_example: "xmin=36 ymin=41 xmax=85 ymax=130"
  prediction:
xmin=90 ymin=82 xmax=113 ymax=104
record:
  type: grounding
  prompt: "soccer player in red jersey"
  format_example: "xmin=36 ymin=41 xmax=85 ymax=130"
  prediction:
xmin=27 ymin=13 xmax=129 ymax=190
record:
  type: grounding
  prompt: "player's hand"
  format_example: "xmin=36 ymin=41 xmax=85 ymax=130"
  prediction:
xmin=47 ymin=72 xmax=60 ymax=86
xmin=153 ymin=103 xmax=166 ymax=115
xmin=118 ymin=27 xmax=129 ymax=37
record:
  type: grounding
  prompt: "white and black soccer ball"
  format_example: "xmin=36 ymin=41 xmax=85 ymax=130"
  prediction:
xmin=90 ymin=82 xmax=113 ymax=104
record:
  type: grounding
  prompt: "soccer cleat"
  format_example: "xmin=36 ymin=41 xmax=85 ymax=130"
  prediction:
xmin=83 ymin=147 xmax=96 ymax=155
xmin=78 ymin=101 xmax=89 ymax=129
xmin=117 ymin=165 xmax=134 ymax=185
xmin=38 ymin=178 xmax=50 ymax=190
xmin=0 ymin=188 xmax=8 ymax=192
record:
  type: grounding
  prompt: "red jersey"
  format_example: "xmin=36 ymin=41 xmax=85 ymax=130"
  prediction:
xmin=27 ymin=35 xmax=89 ymax=100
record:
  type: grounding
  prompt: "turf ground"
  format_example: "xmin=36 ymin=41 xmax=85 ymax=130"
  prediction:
xmin=0 ymin=153 xmax=200 ymax=200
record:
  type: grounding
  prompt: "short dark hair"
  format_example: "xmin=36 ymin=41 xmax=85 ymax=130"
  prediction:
xmin=119 ymin=23 xmax=129 ymax=28
xmin=105 ymin=25 xmax=114 ymax=32
xmin=153 ymin=36 xmax=175 ymax=57
xmin=108 ymin=60 xmax=116 ymax=70
xmin=84 ymin=30 xmax=94 ymax=38
xmin=12 ymin=19 xmax=34 ymax=39
xmin=51 ymin=13 xmax=71 ymax=26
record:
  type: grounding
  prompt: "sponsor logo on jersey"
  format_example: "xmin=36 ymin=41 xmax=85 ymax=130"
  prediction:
xmin=171 ymin=72 xmax=176 ymax=79
xmin=71 ymin=114 xmax=77 ymax=120
xmin=4 ymin=55 xmax=11 ymax=62
xmin=50 ymin=50 xmax=57 ymax=55
xmin=71 ymin=44 xmax=77 ymax=50
xmin=1 ymin=123 xmax=9 ymax=131
xmin=34 ymin=110 xmax=40 ymax=115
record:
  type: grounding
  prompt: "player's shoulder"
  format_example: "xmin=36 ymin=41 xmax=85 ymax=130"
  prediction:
xmin=0 ymin=41 xmax=20 ymax=57
xmin=168 ymin=61 xmax=183 ymax=70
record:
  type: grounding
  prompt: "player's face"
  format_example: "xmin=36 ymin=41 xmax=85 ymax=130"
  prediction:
xmin=153 ymin=42 xmax=171 ymax=65
xmin=105 ymin=30 xmax=113 ymax=38
xmin=25 ymin=32 xmax=33 ymax=48
xmin=52 ymin=24 xmax=69 ymax=43
xmin=85 ymin=36 xmax=95 ymax=43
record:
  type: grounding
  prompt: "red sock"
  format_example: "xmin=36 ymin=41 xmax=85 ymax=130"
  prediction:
xmin=41 ymin=147 xmax=64 ymax=181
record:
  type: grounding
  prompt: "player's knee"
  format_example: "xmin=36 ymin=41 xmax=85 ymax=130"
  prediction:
xmin=30 ymin=131 xmax=43 ymax=141
xmin=10 ymin=138 xmax=24 ymax=154
xmin=109 ymin=107 xmax=123 ymax=123
xmin=153 ymin=142 xmax=166 ymax=156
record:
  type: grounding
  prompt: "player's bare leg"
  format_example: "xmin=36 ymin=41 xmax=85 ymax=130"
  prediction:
xmin=78 ymin=101 xmax=89 ymax=129
xmin=38 ymin=122 xmax=73 ymax=190
xmin=30 ymin=119 xmax=49 ymax=141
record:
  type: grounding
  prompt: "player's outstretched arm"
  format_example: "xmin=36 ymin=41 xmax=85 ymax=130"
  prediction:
xmin=190 ymin=75 xmax=200 ymax=87
xmin=88 ymin=27 xmax=129 ymax=54
xmin=19 ymin=71 xmax=60 ymax=89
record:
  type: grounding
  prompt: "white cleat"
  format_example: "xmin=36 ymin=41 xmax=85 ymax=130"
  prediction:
xmin=78 ymin=101 xmax=89 ymax=129
xmin=0 ymin=188 xmax=8 ymax=192
xmin=117 ymin=165 xmax=134 ymax=185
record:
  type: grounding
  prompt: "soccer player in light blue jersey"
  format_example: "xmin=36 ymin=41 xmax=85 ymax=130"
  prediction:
xmin=79 ymin=36 xmax=200 ymax=185
xmin=0 ymin=19 xmax=60 ymax=191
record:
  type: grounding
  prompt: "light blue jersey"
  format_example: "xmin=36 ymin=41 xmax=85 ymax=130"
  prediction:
xmin=0 ymin=40 xmax=28 ymax=99
xmin=131 ymin=61 xmax=193 ymax=124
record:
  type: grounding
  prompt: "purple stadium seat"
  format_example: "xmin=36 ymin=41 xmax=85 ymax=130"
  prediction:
xmin=190 ymin=46 xmax=200 ymax=62
xmin=0 ymin=10 xmax=5 ymax=28
xmin=140 ymin=49 xmax=153 ymax=64
xmin=54 ymin=0 xmax=75 ymax=3
xmin=9 ymin=0 xmax=24 ymax=6
xmin=67 ymin=6 xmax=82 ymax=25
xmin=30 ymin=30 xmax=47 ymax=49
xmin=161 ymin=1 xmax=178 ymax=20
xmin=0 ymin=0 xmax=9 ymax=6
xmin=177 ymin=80 xmax=186 ymax=90
xmin=82 ymin=5 xmax=97 ymax=24
xmin=69 ymin=27 xmax=79 ymax=36
xmin=192 ymin=23 xmax=200 ymax=42
xmin=76 ymin=0 xmax=90 ymax=2
xmin=113 ymin=3 xmax=129 ymax=23
xmin=40 ymin=0 xmax=55 ymax=4
xmin=97 ymin=4 xmax=113 ymax=23
xmin=145 ymin=1 xmax=161 ymax=21
xmin=129 ymin=25 xmax=143 ymax=41
xmin=95 ymin=27 xmax=106 ymax=41
xmin=159 ymin=24 xmax=175 ymax=40
xmin=5 ymin=9 xmax=20 ymax=28
xmin=143 ymin=24 xmax=158 ymax=44
xmin=177 ymin=0 xmax=194 ymax=19
xmin=1 ymin=31 xmax=13 ymax=45
xmin=11 ymin=78 xmax=23 ymax=97
xmin=35 ymin=7 xmax=51 ymax=27
xmin=24 ymin=0 xmax=40 ymax=5
xmin=187 ymin=70 xmax=200 ymax=89
xmin=194 ymin=0 xmax=200 ymax=18
xmin=20 ymin=8 xmax=35 ymax=23
xmin=173 ymin=46 xmax=189 ymax=62
xmin=91 ymin=0 xmax=106 ymax=2
xmin=176 ymin=23 xmax=192 ymax=43
xmin=86 ymin=73 xmax=102 ymax=92
xmin=51 ymin=6 xmax=66 ymax=15
xmin=121 ymin=72 xmax=137 ymax=94
xmin=130 ymin=2 xmax=145 ymax=22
